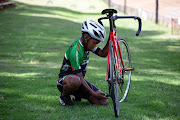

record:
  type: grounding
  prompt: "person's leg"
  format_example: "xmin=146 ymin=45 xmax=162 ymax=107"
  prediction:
xmin=57 ymin=75 xmax=81 ymax=94
xmin=63 ymin=75 xmax=81 ymax=96
xmin=75 ymin=80 xmax=109 ymax=105
xmin=57 ymin=75 xmax=81 ymax=106
xmin=62 ymin=75 xmax=81 ymax=96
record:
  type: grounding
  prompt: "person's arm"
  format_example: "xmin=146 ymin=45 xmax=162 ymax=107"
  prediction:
xmin=93 ymin=37 xmax=110 ymax=57
xmin=76 ymin=72 xmax=108 ymax=99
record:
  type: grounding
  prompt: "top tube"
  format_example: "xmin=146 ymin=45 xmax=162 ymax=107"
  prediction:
xmin=98 ymin=9 xmax=142 ymax=36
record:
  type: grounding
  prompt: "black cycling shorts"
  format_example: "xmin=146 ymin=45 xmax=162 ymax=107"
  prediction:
xmin=57 ymin=77 xmax=99 ymax=99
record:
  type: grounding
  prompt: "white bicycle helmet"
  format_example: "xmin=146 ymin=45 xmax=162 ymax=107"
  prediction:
xmin=81 ymin=19 xmax=106 ymax=42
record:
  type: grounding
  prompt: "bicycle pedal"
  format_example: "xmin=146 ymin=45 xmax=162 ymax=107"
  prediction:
xmin=122 ymin=67 xmax=135 ymax=71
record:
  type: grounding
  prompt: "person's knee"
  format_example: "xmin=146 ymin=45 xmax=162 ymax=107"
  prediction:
xmin=63 ymin=75 xmax=81 ymax=91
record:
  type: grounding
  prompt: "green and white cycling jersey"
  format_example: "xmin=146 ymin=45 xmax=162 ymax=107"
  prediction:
xmin=59 ymin=39 xmax=99 ymax=78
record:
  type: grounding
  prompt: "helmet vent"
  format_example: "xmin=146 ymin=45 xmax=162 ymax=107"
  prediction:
xmin=96 ymin=24 xmax=103 ymax=30
xmin=93 ymin=30 xmax=100 ymax=38
xmin=81 ymin=25 xmax=84 ymax=29
xmin=90 ymin=23 xmax=97 ymax=28
xmin=99 ymin=31 xmax=104 ymax=38
xmin=84 ymin=21 xmax=88 ymax=29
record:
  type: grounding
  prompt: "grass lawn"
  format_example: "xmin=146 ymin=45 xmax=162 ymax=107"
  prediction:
xmin=0 ymin=0 xmax=179 ymax=119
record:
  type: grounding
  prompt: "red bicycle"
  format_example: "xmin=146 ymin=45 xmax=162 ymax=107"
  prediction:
xmin=98 ymin=9 xmax=142 ymax=117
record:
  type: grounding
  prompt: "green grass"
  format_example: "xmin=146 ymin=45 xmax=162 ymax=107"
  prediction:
xmin=0 ymin=0 xmax=180 ymax=119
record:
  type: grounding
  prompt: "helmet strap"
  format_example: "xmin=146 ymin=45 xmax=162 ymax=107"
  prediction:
xmin=82 ymin=33 xmax=91 ymax=51
xmin=82 ymin=40 xmax=87 ymax=51
xmin=83 ymin=38 xmax=91 ymax=52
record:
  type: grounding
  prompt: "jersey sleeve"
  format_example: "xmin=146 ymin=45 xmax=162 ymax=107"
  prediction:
xmin=68 ymin=49 xmax=82 ymax=74
xmin=91 ymin=46 xmax=101 ymax=54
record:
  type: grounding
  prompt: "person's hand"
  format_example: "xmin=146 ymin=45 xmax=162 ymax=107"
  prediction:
xmin=92 ymin=90 xmax=108 ymax=100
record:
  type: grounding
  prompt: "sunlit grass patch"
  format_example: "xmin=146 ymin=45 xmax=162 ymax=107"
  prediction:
xmin=0 ymin=0 xmax=179 ymax=119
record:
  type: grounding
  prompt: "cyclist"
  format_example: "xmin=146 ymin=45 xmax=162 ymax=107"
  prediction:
xmin=57 ymin=19 xmax=109 ymax=106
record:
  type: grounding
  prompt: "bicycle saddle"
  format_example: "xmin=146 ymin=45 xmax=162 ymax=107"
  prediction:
xmin=101 ymin=9 xmax=117 ymax=15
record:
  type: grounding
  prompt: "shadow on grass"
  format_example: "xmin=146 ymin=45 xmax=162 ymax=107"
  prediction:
xmin=0 ymin=1 xmax=179 ymax=120
xmin=1 ymin=2 xmax=166 ymax=38
xmin=14 ymin=2 xmax=101 ymax=15
xmin=131 ymin=37 xmax=180 ymax=73
xmin=125 ymin=80 xmax=179 ymax=119
xmin=1 ymin=72 xmax=179 ymax=119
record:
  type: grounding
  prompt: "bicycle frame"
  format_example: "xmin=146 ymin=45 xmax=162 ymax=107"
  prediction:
xmin=106 ymin=27 xmax=123 ymax=81
xmin=98 ymin=9 xmax=142 ymax=117
xmin=98 ymin=9 xmax=142 ymax=81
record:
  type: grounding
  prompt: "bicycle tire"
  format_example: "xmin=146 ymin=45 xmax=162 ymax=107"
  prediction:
xmin=109 ymin=41 xmax=119 ymax=117
xmin=117 ymin=38 xmax=131 ymax=103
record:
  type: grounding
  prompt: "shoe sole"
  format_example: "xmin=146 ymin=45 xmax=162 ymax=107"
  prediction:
xmin=59 ymin=98 xmax=65 ymax=105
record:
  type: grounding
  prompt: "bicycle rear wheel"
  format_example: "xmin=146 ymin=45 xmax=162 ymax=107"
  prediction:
xmin=117 ymin=38 xmax=132 ymax=103
xmin=109 ymin=41 xmax=119 ymax=117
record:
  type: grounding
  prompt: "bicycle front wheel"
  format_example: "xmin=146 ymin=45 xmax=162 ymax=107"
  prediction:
xmin=117 ymin=38 xmax=132 ymax=103
xmin=109 ymin=41 xmax=119 ymax=117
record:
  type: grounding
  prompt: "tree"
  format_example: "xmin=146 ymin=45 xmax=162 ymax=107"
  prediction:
xmin=124 ymin=0 xmax=126 ymax=14
xmin=155 ymin=0 xmax=159 ymax=24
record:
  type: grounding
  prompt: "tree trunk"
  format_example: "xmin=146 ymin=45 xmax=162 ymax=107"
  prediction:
xmin=155 ymin=0 xmax=158 ymax=24
xmin=124 ymin=0 xmax=126 ymax=14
